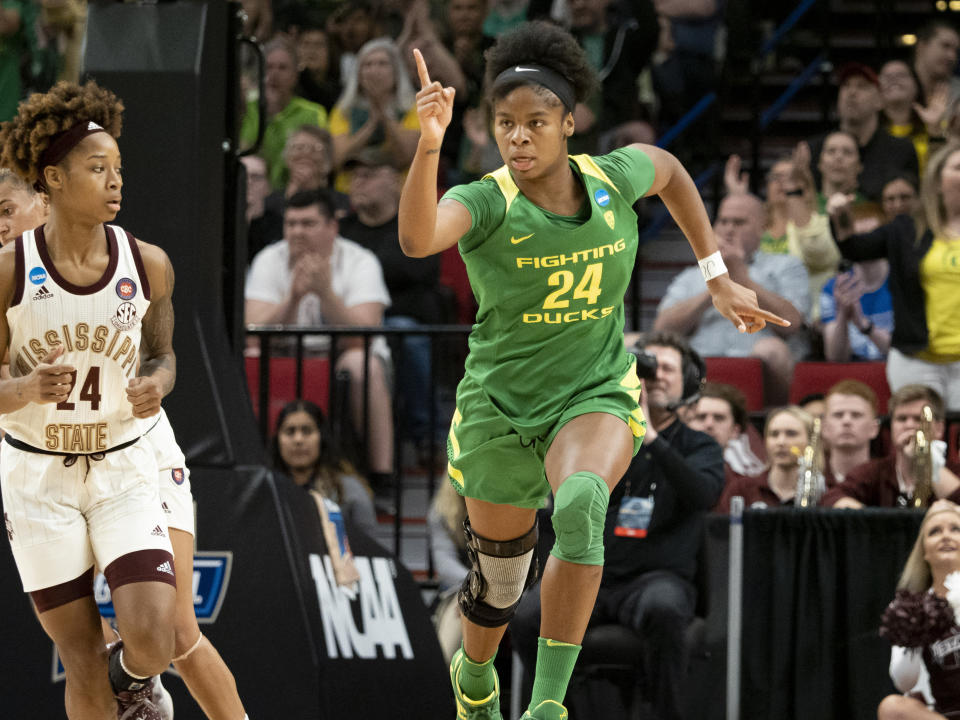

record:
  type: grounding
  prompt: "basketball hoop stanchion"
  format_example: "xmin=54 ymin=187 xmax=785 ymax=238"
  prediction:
xmin=727 ymin=495 xmax=744 ymax=720
xmin=511 ymin=651 xmax=523 ymax=720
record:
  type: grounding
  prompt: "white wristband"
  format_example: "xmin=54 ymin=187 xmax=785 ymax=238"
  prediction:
xmin=698 ymin=251 xmax=728 ymax=281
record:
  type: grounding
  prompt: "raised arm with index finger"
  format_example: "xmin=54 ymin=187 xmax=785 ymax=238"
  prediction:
xmin=397 ymin=48 xmax=465 ymax=259
xmin=397 ymin=21 xmax=786 ymax=720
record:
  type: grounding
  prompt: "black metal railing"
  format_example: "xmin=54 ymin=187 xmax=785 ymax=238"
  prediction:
xmin=245 ymin=323 xmax=472 ymax=567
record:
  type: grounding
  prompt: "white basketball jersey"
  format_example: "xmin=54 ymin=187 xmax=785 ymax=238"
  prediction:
xmin=2 ymin=224 xmax=151 ymax=452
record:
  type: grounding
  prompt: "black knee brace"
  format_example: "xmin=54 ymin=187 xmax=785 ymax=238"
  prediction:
xmin=457 ymin=518 xmax=539 ymax=628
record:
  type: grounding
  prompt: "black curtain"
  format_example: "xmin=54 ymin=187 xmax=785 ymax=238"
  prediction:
xmin=83 ymin=1 xmax=260 ymax=467
xmin=741 ymin=508 xmax=924 ymax=720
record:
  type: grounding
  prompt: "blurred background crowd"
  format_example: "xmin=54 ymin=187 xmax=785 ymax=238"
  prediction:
xmin=4 ymin=2 xmax=960 ymax=717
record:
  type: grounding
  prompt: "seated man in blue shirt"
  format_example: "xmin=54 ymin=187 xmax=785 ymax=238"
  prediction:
xmin=821 ymin=257 xmax=893 ymax=361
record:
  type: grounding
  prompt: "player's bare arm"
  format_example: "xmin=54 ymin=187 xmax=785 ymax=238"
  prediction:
xmin=0 ymin=244 xmax=75 ymax=411
xmin=398 ymin=48 xmax=470 ymax=258
xmin=128 ymin=241 xmax=175 ymax=417
xmin=633 ymin=142 xmax=791 ymax=334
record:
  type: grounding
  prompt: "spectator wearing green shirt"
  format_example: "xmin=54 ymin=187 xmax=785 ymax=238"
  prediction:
xmin=241 ymin=37 xmax=329 ymax=190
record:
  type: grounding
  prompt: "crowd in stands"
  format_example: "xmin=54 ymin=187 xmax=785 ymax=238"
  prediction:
xmin=5 ymin=4 xmax=960 ymax=716
xmin=2 ymin=2 xmax=955 ymax=434
xmin=653 ymin=18 xmax=960 ymax=423
xmin=230 ymin=0 xmax=727 ymax=493
xmin=229 ymin=20 xmax=960 ymax=706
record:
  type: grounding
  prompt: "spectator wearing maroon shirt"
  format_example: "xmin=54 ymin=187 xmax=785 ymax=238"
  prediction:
xmin=687 ymin=382 xmax=766 ymax=480
xmin=715 ymin=405 xmax=836 ymax=512
xmin=820 ymin=379 xmax=880 ymax=483
xmin=822 ymin=384 xmax=960 ymax=508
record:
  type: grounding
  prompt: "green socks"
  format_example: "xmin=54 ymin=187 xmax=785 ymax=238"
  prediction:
xmin=457 ymin=647 xmax=498 ymax=701
xmin=528 ymin=636 xmax=581 ymax=710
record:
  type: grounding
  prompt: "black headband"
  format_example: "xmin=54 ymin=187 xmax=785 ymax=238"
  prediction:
xmin=35 ymin=121 xmax=108 ymax=192
xmin=491 ymin=64 xmax=576 ymax=113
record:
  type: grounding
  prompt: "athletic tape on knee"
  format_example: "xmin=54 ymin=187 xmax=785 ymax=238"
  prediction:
xmin=108 ymin=644 xmax=150 ymax=693
xmin=458 ymin=519 xmax=538 ymax=628
xmin=171 ymin=632 xmax=204 ymax=663
xmin=550 ymin=471 xmax=608 ymax=565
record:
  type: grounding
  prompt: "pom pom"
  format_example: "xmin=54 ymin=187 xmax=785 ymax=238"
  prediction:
xmin=880 ymin=589 xmax=957 ymax=648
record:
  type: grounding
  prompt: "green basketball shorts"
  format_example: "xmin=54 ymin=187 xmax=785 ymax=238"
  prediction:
xmin=445 ymin=363 xmax=646 ymax=509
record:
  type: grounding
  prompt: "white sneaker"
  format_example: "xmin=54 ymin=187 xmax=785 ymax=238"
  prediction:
xmin=151 ymin=675 xmax=174 ymax=720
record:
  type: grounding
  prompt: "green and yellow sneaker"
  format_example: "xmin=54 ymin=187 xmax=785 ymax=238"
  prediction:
xmin=450 ymin=647 xmax=503 ymax=720
xmin=520 ymin=699 xmax=569 ymax=720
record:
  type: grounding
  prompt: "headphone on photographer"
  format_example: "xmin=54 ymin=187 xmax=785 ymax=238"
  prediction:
xmin=630 ymin=333 xmax=706 ymax=411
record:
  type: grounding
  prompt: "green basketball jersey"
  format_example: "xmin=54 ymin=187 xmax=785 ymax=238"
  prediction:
xmin=443 ymin=146 xmax=656 ymax=436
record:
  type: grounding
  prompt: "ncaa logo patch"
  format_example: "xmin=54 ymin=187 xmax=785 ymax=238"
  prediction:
xmin=116 ymin=277 xmax=137 ymax=300
xmin=171 ymin=468 xmax=185 ymax=485
xmin=29 ymin=266 xmax=47 ymax=285
xmin=594 ymin=188 xmax=610 ymax=207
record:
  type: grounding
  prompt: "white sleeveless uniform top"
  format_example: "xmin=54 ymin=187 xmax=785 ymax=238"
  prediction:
xmin=2 ymin=224 xmax=151 ymax=452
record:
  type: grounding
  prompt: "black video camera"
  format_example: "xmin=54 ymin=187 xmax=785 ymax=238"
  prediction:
xmin=630 ymin=348 xmax=659 ymax=381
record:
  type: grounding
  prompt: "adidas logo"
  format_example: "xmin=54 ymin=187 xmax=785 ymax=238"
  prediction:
xmin=150 ymin=524 xmax=165 ymax=537
xmin=32 ymin=285 xmax=53 ymax=301
xmin=161 ymin=501 xmax=171 ymax=514
xmin=156 ymin=561 xmax=174 ymax=575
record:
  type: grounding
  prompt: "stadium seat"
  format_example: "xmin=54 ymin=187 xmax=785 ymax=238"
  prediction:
xmin=244 ymin=356 xmax=332 ymax=433
xmin=789 ymin=361 xmax=890 ymax=414
xmin=439 ymin=245 xmax=476 ymax=325
xmin=703 ymin=357 xmax=765 ymax=411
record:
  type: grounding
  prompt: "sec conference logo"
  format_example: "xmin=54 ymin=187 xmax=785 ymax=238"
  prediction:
xmin=111 ymin=302 xmax=138 ymax=331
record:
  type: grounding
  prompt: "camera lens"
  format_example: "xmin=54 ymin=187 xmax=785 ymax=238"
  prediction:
xmin=631 ymin=349 xmax=658 ymax=381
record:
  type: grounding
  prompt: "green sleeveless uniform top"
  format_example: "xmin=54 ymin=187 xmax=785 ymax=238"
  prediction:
xmin=443 ymin=146 xmax=656 ymax=437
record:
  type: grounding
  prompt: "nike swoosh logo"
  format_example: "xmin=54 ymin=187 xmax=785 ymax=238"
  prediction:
xmin=510 ymin=233 xmax=534 ymax=244
xmin=515 ymin=66 xmax=538 ymax=72
xmin=545 ymin=638 xmax=574 ymax=648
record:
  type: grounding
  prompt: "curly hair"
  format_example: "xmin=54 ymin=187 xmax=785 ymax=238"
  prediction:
xmin=484 ymin=20 xmax=595 ymax=107
xmin=0 ymin=81 xmax=123 ymax=187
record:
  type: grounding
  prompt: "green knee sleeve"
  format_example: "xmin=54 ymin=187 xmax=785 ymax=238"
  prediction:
xmin=550 ymin=471 xmax=608 ymax=565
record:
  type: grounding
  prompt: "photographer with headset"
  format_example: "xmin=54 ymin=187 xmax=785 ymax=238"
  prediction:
xmin=510 ymin=331 xmax=724 ymax=720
